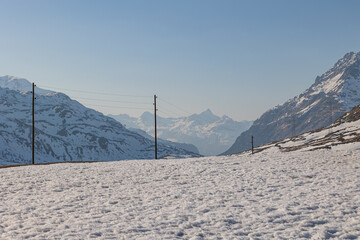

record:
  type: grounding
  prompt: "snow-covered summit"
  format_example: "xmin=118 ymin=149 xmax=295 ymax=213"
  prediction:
xmin=0 ymin=75 xmax=53 ymax=95
xmin=188 ymin=109 xmax=220 ymax=123
xmin=224 ymin=51 xmax=360 ymax=155
xmin=306 ymin=51 xmax=360 ymax=106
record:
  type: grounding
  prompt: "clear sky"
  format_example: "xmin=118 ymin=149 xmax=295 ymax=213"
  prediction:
xmin=1 ymin=0 xmax=360 ymax=121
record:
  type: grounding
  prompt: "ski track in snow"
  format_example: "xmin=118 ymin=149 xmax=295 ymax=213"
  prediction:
xmin=0 ymin=146 xmax=360 ymax=239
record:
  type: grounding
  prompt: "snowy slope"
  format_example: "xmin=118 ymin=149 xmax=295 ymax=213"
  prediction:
xmin=109 ymin=109 xmax=252 ymax=156
xmin=224 ymin=51 xmax=360 ymax=155
xmin=0 ymin=144 xmax=359 ymax=239
xmin=246 ymin=104 xmax=360 ymax=154
xmin=0 ymin=76 xmax=200 ymax=165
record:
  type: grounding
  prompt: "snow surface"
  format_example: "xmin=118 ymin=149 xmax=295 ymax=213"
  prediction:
xmin=1 ymin=146 xmax=359 ymax=239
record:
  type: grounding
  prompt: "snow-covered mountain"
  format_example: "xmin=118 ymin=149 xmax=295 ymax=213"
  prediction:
xmin=244 ymin=103 xmax=360 ymax=154
xmin=0 ymin=76 xmax=200 ymax=165
xmin=223 ymin=51 xmax=360 ymax=155
xmin=109 ymin=110 xmax=253 ymax=156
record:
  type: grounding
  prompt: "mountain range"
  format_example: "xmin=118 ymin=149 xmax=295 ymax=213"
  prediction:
xmin=223 ymin=51 xmax=360 ymax=155
xmin=109 ymin=110 xmax=253 ymax=156
xmin=0 ymin=76 xmax=200 ymax=165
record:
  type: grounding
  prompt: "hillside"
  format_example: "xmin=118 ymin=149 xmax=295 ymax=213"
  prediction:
xmin=245 ymin=104 xmax=360 ymax=154
xmin=109 ymin=110 xmax=252 ymax=156
xmin=129 ymin=128 xmax=200 ymax=154
xmin=223 ymin=51 xmax=360 ymax=155
xmin=0 ymin=76 xmax=200 ymax=165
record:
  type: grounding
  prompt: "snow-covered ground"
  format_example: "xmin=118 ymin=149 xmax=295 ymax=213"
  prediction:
xmin=1 ymin=145 xmax=359 ymax=239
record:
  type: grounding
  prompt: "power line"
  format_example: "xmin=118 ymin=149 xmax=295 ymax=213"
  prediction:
xmin=38 ymin=84 xmax=152 ymax=98
xmin=158 ymin=109 xmax=178 ymax=119
xmin=158 ymin=97 xmax=219 ymax=124
xmin=159 ymin=97 xmax=215 ymax=123
xmin=82 ymin=103 xmax=152 ymax=110
xmin=157 ymin=104 xmax=183 ymax=117
xmin=157 ymin=97 xmax=193 ymax=116
xmin=73 ymin=97 xmax=152 ymax=105
xmin=36 ymin=84 xmax=154 ymax=111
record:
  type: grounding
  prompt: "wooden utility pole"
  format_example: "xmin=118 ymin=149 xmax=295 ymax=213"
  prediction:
xmin=251 ymin=136 xmax=254 ymax=154
xmin=154 ymin=95 xmax=157 ymax=159
xmin=32 ymin=83 xmax=35 ymax=164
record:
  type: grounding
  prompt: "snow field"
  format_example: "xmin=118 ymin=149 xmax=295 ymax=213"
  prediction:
xmin=0 ymin=146 xmax=359 ymax=239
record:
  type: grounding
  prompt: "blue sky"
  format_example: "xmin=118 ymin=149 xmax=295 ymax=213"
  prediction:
xmin=1 ymin=0 xmax=360 ymax=121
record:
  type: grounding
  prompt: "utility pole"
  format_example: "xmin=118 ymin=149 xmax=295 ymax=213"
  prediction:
xmin=32 ymin=83 xmax=35 ymax=165
xmin=154 ymin=95 xmax=157 ymax=160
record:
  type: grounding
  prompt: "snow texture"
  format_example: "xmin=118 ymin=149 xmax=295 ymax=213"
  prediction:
xmin=0 ymin=144 xmax=359 ymax=239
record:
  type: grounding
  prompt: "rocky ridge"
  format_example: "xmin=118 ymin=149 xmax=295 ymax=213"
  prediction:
xmin=223 ymin=51 xmax=360 ymax=155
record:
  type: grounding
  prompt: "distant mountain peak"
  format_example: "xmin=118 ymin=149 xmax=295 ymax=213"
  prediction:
xmin=188 ymin=109 xmax=220 ymax=123
xmin=336 ymin=51 xmax=359 ymax=66
xmin=110 ymin=110 xmax=253 ymax=156
xmin=316 ymin=51 xmax=359 ymax=85
xmin=141 ymin=111 xmax=153 ymax=117
xmin=334 ymin=51 xmax=359 ymax=70
xmin=0 ymin=75 xmax=31 ymax=90
xmin=202 ymin=108 xmax=213 ymax=114
xmin=198 ymin=108 xmax=216 ymax=117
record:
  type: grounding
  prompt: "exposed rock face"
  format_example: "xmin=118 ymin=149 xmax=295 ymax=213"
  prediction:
xmin=223 ymin=52 xmax=360 ymax=155
xmin=333 ymin=104 xmax=360 ymax=126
